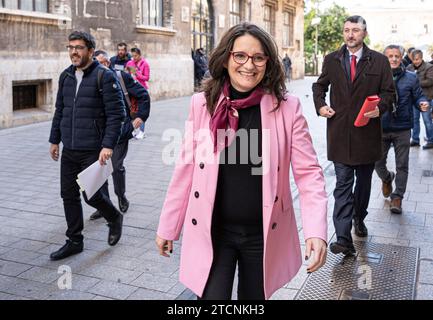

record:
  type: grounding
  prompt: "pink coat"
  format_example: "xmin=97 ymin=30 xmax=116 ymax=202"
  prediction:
xmin=157 ymin=92 xmax=328 ymax=299
xmin=126 ymin=58 xmax=150 ymax=89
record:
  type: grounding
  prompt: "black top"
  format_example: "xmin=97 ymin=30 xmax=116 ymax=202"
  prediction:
xmin=212 ymin=86 xmax=263 ymax=234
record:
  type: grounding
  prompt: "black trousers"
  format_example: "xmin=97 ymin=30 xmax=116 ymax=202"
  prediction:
xmin=60 ymin=148 xmax=120 ymax=243
xmin=333 ymin=162 xmax=375 ymax=247
xmin=199 ymin=226 xmax=265 ymax=300
xmin=100 ymin=139 xmax=129 ymax=199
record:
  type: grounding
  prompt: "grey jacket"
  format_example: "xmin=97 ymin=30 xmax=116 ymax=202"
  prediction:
xmin=407 ymin=61 xmax=433 ymax=100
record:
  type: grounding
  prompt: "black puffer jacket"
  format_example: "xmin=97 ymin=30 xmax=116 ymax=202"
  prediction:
xmin=114 ymin=69 xmax=151 ymax=143
xmin=49 ymin=60 xmax=125 ymax=150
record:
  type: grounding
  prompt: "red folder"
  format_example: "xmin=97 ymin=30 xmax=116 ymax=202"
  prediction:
xmin=354 ymin=95 xmax=381 ymax=127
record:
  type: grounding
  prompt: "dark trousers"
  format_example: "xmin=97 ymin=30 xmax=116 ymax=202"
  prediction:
xmin=100 ymin=139 xmax=129 ymax=199
xmin=199 ymin=226 xmax=265 ymax=300
xmin=61 ymin=148 xmax=120 ymax=243
xmin=333 ymin=162 xmax=375 ymax=246
xmin=375 ymin=130 xmax=410 ymax=200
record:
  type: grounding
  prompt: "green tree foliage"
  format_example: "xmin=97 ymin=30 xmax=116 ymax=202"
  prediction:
xmin=304 ymin=3 xmax=349 ymax=61
xmin=304 ymin=8 xmax=316 ymax=63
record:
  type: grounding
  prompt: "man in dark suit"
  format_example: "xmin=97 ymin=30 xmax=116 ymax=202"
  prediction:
xmin=312 ymin=16 xmax=395 ymax=255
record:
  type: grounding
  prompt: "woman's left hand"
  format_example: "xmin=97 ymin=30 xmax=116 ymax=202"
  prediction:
xmin=305 ymin=238 xmax=327 ymax=273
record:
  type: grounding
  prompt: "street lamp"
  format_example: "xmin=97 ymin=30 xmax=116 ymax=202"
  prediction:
xmin=311 ymin=16 xmax=321 ymax=75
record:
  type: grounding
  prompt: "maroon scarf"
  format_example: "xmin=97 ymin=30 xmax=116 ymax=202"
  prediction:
xmin=209 ymin=80 xmax=264 ymax=152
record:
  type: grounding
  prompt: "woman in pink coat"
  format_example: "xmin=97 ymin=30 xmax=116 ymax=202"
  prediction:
xmin=156 ymin=23 xmax=328 ymax=300
xmin=126 ymin=47 xmax=150 ymax=89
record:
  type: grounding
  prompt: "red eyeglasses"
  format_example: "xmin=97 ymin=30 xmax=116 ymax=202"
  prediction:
xmin=230 ymin=51 xmax=269 ymax=67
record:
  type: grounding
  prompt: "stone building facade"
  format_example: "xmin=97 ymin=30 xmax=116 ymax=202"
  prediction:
xmin=338 ymin=0 xmax=433 ymax=53
xmin=0 ymin=0 xmax=304 ymax=128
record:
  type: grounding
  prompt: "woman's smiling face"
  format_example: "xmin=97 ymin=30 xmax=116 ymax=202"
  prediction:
xmin=226 ymin=34 xmax=267 ymax=92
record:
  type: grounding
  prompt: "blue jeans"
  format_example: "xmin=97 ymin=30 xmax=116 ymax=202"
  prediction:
xmin=412 ymin=104 xmax=433 ymax=143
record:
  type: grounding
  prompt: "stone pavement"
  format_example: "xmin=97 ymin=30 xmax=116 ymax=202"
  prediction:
xmin=0 ymin=77 xmax=432 ymax=300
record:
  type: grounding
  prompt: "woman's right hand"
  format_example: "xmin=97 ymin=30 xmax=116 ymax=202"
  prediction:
xmin=155 ymin=235 xmax=173 ymax=257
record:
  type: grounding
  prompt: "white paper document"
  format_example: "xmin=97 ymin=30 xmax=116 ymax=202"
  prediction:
xmin=76 ymin=159 xmax=113 ymax=199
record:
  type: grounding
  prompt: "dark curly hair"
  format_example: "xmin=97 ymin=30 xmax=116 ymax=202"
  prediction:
xmin=68 ymin=31 xmax=96 ymax=49
xmin=201 ymin=22 xmax=286 ymax=114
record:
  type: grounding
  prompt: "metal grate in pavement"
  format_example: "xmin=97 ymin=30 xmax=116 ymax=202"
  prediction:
xmin=296 ymin=241 xmax=419 ymax=300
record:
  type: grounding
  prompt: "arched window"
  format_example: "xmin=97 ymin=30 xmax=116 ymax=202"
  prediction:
xmin=191 ymin=0 xmax=214 ymax=54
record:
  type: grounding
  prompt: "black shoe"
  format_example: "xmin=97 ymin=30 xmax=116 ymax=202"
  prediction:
xmin=329 ymin=242 xmax=356 ymax=256
xmin=107 ymin=213 xmax=123 ymax=246
xmin=89 ymin=210 xmax=103 ymax=220
xmin=353 ymin=218 xmax=368 ymax=237
xmin=50 ymin=240 xmax=83 ymax=261
xmin=118 ymin=196 xmax=130 ymax=213
xmin=410 ymin=141 xmax=420 ymax=147
xmin=422 ymin=143 xmax=433 ymax=150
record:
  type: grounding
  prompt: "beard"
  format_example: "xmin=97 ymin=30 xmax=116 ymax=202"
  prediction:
xmin=70 ymin=54 xmax=90 ymax=68
xmin=346 ymin=38 xmax=363 ymax=49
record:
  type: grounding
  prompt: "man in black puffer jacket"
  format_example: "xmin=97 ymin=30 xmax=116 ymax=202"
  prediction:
xmin=375 ymin=45 xmax=429 ymax=214
xmin=88 ymin=50 xmax=151 ymax=220
xmin=48 ymin=31 xmax=126 ymax=260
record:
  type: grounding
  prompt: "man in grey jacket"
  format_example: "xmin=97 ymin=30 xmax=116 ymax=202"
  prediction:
xmin=407 ymin=50 xmax=433 ymax=149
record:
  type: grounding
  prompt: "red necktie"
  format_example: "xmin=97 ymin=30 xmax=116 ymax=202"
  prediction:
xmin=350 ymin=55 xmax=357 ymax=82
